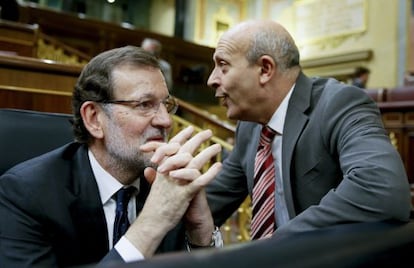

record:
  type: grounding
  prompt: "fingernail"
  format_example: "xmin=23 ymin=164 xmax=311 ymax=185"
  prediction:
xmin=157 ymin=165 xmax=165 ymax=173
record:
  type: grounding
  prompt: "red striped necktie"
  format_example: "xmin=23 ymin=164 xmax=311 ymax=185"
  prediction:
xmin=251 ymin=126 xmax=277 ymax=240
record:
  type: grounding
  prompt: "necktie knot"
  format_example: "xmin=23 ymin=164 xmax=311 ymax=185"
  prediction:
xmin=115 ymin=187 xmax=135 ymax=213
xmin=259 ymin=126 xmax=276 ymax=147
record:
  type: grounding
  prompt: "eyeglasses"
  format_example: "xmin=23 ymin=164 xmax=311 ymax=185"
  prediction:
xmin=99 ymin=95 xmax=178 ymax=117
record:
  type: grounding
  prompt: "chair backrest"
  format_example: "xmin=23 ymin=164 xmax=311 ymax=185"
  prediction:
xmin=0 ymin=108 xmax=74 ymax=175
xmin=385 ymin=86 xmax=414 ymax=102
xmin=364 ymin=88 xmax=386 ymax=102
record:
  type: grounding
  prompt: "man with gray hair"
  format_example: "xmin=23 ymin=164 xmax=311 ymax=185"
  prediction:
xmin=206 ymin=19 xmax=411 ymax=239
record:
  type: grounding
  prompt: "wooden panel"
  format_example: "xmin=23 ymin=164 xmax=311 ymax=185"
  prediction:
xmin=0 ymin=19 xmax=39 ymax=57
xmin=379 ymin=102 xmax=414 ymax=184
xmin=0 ymin=87 xmax=72 ymax=114
xmin=406 ymin=112 xmax=414 ymax=126
xmin=0 ymin=54 xmax=81 ymax=92
xmin=382 ymin=112 xmax=404 ymax=127
xmin=17 ymin=4 xmax=215 ymax=97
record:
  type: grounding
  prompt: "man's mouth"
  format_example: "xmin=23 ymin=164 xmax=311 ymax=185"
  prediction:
xmin=146 ymin=135 xmax=165 ymax=143
xmin=216 ymin=95 xmax=227 ymax=106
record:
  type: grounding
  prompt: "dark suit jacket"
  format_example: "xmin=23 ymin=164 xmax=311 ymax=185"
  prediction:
xmin=207 ymin=73 xmax=412 ymax=234
xmin=0 ymin=143 xmax=186 ymax=267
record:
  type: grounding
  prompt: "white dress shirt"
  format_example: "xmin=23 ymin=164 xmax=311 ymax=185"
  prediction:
xmin=267 ymin=84 xmax=294 ymax=227
xmin=88 ymin=150 xmax=144 ymax=262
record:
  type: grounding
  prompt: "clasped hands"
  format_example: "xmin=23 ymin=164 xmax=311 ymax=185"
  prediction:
xmin=125 ymin=126 xmax=222 ymax=257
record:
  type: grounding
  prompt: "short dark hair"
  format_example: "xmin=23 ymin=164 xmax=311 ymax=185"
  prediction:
xmin=354 ymin=66 xmax=370 ymax=77
xmin=71 ymin=46 xmax=160 ymax=143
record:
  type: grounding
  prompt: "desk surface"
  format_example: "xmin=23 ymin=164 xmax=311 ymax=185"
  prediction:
xmin=113 ymin=220 xmax=414 ymax=268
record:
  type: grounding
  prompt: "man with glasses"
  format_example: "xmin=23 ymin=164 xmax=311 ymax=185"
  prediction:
xmin=0 ymin=46 xmax=223 ymax=267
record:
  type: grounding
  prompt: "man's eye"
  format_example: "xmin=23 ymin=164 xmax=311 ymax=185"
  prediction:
xmin=218 ymin=60 xmax=227 ymax=67
xmin=136 ymin=101 xmax=155 ymax=110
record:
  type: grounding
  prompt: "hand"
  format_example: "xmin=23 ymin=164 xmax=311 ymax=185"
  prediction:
xmin=146 ymin=126 xmax=220 ymax=245
xmin=184 ymin=189 xmax=216 ymax=246
xmin=125 ymin=126 xmax=222 ymax=257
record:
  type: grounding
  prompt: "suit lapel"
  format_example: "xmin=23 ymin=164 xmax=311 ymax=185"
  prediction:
xmin=69 ymin=145 xmax=109 ymax=261
xmin=282 ymin=72 xmax=313 ymax=217
xmin=246 ymin=124 xmax=263 ymax=193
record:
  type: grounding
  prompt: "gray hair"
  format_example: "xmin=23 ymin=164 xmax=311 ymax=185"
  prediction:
xmin=245 ymin=29 xmax=300 ymax=72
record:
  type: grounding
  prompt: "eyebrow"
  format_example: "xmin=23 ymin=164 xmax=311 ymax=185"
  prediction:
xmin=120 ymin=92 xmax=158 ymax=100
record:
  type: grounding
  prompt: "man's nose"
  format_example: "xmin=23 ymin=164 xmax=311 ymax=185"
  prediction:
xmin=152 ymin=105 xmax=172 ymax=128
xmin=207 ymin=68 xmax=219 ymax=89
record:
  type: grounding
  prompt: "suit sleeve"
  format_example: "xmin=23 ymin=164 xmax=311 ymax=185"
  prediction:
xmin=98 ymin=249 xmax=125 ymax=266
xmin=206 ymin=123 xmax=250 ymax=226
xmin=276 ymin=85 xmax=412 ymax=234
xmin=0 ymin=172 xmax=59 ymax=266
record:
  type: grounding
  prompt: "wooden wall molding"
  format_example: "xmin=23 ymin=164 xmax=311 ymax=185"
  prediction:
xmin=301 ymin=49 xmax=372 ymax=68
xmin=301 ymin=49 xmax=373 ymax=81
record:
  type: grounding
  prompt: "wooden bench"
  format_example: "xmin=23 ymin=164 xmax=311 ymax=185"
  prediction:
xmin=0 ymin=19 xmax=39 ymax=57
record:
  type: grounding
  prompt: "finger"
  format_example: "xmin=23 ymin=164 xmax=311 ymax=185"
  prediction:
xmin=149 ymin=142 xmax=181 ymax=164
xmin=177 ymin=129 xmax=213 ymax=155
xmin=169 ymin=162 xmax=222 ymax=189
xmin=169 ymin=168 xmax=201 ymax=181
xmin=168 ymin=126 xmax=194 ymax=144
xmin=187 ymin=143 xmax=221 ymax=170
xmin=157 ymin=143 xmax=221 ymax=176
xmin=190 ymin=162 xmax=222 ymax=188
xmin=166 ymin=143 xmax=221 ymax=181
xmin=140 ymin=141 xmax=166 ymax=152
xmin=157 ymin=152 xmax=193 ymax=173
xmin=144 ymin=167 xmax=157 ymax=184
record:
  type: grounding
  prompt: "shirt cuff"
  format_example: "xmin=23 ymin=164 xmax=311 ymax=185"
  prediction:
xmin=114 ymin=236 xmax=145 ymax=263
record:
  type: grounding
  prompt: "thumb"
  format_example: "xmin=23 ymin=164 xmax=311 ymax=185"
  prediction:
xmin=144 ymin=167 xmax=157 ymax=185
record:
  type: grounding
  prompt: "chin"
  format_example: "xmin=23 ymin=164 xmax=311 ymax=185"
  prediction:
xmin=226 ymin=110 xmax=239 ymax=120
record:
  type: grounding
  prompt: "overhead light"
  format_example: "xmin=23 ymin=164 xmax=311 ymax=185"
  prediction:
xmin=107 ymin=0 xmax=115 ymax=3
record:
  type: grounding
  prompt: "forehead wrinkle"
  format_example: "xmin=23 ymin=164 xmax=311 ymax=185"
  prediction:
xmin=215 ymin=36 xmax=248 ymax=64
xmin=112 ymin=66 xmax=167 ymax=99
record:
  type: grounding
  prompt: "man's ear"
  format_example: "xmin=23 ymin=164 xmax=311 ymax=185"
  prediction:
xmin=80 ymin=101 xmax=105 ymax=139
xmin=258 ymin=55 xmax=275 ymax=84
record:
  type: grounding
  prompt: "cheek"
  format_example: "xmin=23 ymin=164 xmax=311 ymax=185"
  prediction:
xmin=124 ymin=121 xmax=149 ymax=138
xmin=229 ymin=75 xmax=255 ymax=101
xmin=115 ymin=116 xmax=150 ymax=140
xmin=226 ymin=67 xmax=256 ymax=88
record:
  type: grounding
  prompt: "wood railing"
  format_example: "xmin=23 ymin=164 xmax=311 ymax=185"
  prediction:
xmin=176 ymin=99 xmax=235 ymax=141
xmin=37 ymin=33 xmax=90 ymax=65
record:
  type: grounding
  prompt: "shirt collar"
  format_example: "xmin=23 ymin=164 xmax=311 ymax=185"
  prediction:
xmin=268 ymin=84 xmax=295 ymax=134
xmin=88 ymin=149 xmax=140 ymax=205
